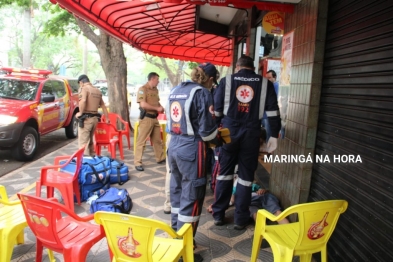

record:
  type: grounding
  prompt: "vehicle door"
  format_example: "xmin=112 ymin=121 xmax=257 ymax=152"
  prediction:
xmin=40 ymin=81 xmax=58 ymax=132
xmin=52 ymin=80 xmax=69 ymax=127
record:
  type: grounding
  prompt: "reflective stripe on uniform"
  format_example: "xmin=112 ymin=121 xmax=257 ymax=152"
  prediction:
xmin=171 ymin=207 xmax=179 ymax=214
xmin=237 ymin=177 xmax=253 ymax=187
xmin=223 ymin=75 xmax=232 ymax=115
xmin=217 ymin=174 xmax=234 ymax=181
xmin=201 ymin=129 xmax=218 ymax=141
xmin=214 ymin=111 xmax=223 ymax=117
xmin=258 ymin=77 xmax=268 ymax=119
xmin=184 ymin=86 xmax=203 ymax=136
xmin=266 ymin=110 xmax=280 ymax=117
xmin=178 ymin=213 xmax=200 ymax=223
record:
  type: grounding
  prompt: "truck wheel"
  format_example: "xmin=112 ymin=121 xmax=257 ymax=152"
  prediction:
xmin=11 ymin=126 xmax=39 ymax=161
xmin=65 ymin=114 xmax=78 ymax=138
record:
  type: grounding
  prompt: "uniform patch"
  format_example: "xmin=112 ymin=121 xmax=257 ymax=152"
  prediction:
xmin=170 ymin=101 xmax=182 ymax=122
xmin=236 ymin=85 xmax=254 ymax=103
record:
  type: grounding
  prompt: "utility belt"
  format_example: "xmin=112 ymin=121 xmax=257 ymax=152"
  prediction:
xmin=145 ymin=113 xmax=157 ymax=119
xmin=78 ymin=113 xmax=101 ymax=128
xmin=82 ymin=113 xmax=101 ymax=118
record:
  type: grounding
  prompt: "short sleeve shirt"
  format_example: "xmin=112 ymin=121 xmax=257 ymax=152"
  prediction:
xmin=136 ymin=83 xmax=160 ymax=114
xmin=78 ymin=83 xmax=103 ymax=113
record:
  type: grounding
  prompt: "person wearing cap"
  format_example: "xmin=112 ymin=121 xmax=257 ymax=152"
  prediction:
xmin=166 ymin=62 xmax=222 ymax=262
xmin=134 ymin=72 xmax=166 ymax=172
xmin=75 ymin=74 xmax=109 ymax=156
xmin=211 ymin=55 xmax=281 ymax=230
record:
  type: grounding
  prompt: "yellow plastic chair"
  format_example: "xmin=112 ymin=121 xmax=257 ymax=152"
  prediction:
xmin=133 ymin=120 xmax=167 ymax=158
xmin=251 ymin=200 xmax=348 ymax=262
xmin=94 ymin=211 xmax=193 ymax=262
xmin=0 ymin=186 xmax=55 ymax=262
xmin=0 ymin=185 xmax=27 ymax=262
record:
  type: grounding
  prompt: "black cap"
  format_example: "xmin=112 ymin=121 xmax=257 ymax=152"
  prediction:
xmin=77 ymin=74 xmax=89 ymax=83
xmin=199 ymin=62 xmax=219 ymax=85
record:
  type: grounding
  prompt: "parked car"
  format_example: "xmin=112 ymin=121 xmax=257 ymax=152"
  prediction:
xmin=95 ymin=82 xmax=132 ymax=111
xmin=0 ymin=67 xmax=79 ymax=161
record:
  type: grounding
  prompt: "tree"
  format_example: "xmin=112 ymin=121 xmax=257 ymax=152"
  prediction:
xmin=44 ymin=4 xmax=130 ymax=128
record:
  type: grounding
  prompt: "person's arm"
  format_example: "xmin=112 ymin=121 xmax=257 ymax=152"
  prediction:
xmin=76 ymin=87 xmax=87 ymax=118
xmin=140 ymin=101 xmax=164 ymax=113
xmin=100 ymin=98 xmax=110 ymax=123
xmin=213 ymin=77 xmax=226 ymax=124
xmin=265 ymin=81 xmax=281 ymax=138
xmin=196 ymin=89 xmax=219 ymax=143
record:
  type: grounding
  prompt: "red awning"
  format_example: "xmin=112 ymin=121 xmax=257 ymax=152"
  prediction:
xmin=51 ymin=0 xmax=294 ymax=66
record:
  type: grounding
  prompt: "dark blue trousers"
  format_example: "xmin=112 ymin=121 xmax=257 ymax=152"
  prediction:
xmin=212 ymin=119 xmax=260 ymax=225
xmin=168 ymin=135 xmax=207 ymax=236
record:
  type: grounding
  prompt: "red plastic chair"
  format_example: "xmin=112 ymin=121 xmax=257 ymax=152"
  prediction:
xmin=102 ymin=113 xmax=131 ymax=150
xmin=17 ymin=193 xmax=105 ymax=262
xmin=157 ymin=113 xmax=167 ymax=120
xmin=94 ymin=122 xmax=124 ymax=160
xmin=35 ymin=146 xmax=85 ymax=212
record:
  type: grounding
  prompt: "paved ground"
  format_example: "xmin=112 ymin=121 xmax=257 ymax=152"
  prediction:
xmin=2 ymin=136 xmax=296 ymax=262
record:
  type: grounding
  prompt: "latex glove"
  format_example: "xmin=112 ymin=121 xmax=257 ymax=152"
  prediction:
xmin=266 ymin=137 xmax=278 ymax=153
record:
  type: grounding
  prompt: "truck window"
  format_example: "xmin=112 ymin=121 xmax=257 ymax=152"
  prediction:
xmin=52 ymin=80 xmax=66 ymax=99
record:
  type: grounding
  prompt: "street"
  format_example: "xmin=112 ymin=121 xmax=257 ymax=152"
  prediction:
xmin=0 ymin=129 xmax=76 ymax=178
xmin=0 ymin=91 xmax=169 ymax=178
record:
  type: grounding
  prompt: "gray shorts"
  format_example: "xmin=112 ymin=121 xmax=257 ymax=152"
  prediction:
xmin=249 ymin=192 xmax=281 ymax=217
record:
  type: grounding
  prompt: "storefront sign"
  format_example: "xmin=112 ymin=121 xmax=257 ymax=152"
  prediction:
xmin=262 ymin=11 xmax=285 ymax=35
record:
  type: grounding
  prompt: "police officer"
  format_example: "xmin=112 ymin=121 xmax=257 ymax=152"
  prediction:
xmin=167 ymin=62 xmax=221 ymax=262
xmin=75 ymin=74 xmax=109 ymax=156
xmin=134 ymin=72 xmax=165 ymax=171
xmin=212 ymin=55 xmax=281 ymax=229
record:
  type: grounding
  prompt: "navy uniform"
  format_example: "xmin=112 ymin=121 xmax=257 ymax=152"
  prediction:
xmin=212 ymin=63 xmax=281 ymax=227
xmin=167 ymin=81 xmax=218 ymax=236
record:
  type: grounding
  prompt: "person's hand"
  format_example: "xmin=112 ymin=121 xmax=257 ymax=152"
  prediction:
xmin=256 ymin=189 xmax=266 ymax=195
xmin=157 ymin=106 xmax=164 ymax=113
xmin=266 ymin=137 xmax=278 ymax=153
xmin=76 ymin=112 xmax=82 ymax=119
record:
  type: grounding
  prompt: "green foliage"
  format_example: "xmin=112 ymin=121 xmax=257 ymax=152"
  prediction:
xmin=41 ymin=3 xmax=80 ymax=37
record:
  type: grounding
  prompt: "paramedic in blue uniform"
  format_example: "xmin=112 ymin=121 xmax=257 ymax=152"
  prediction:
xmin=167 ymin=62 xmax=221 ymax=261
xmin=211 ymin=55 xmax=281 ymax=229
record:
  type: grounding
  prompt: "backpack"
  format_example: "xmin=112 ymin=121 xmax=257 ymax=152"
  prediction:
xmin=90 ymin=187 xmax=132 ymax=214
xmin=109 ymin=158 xmax=129 ymax=185
xmin=60 ymin=156 xmax=111 ymax=202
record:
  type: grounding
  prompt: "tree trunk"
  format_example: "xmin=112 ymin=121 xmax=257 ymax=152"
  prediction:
xmin=22 ymin=8 xmax=31 ymax=68
xmin=97 ymin=31 xmax=129 ymax=130
xmin=75 ymin=18 xmax=132 ymax=131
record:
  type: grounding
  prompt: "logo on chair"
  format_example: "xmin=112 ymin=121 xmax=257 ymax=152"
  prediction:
xmin=307 ymin=212 xmax=329 ymax=240
xmin=118 ymin=227 xmax=141 ymax=258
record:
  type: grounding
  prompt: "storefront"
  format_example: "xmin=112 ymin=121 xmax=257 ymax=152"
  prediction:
xmin=48 ymin=0 xmax=393 ymax=261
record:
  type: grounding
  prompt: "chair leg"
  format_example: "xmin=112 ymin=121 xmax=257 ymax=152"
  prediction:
xmin=47 ymin=249 xmax=55 ymax=262
xmin=73 ymin=180 xmax=81 ymax=205
xmin=125 ymin=133 xmax=131 ymax=150
xmin=118 ymin=142 xmax=124 ymax=160
xmin=36 ymin=240 xmax=44 ymax=262
xmin=47 ymin=186 xmax=54 ymax=199
xmin=36 ymin=180 xmax=42 ymax=197
xmin=16 ymin=230 xmax=25 ymax=244
xmin=250 ymin=234 xmax=263 ymax=262
xmin=299 ymin=253 xmax=313 ymax=262
xmin=1 ymin=229 xmax=17 ymax=262
xmin=321 ymin=246 xmax=327 ymax=262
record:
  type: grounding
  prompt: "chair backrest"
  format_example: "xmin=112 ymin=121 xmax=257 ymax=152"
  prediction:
xmin=286 ymin=200 xmax=348 ymax=249
xmin=95 ymin=122 xmax=118 ymax=144
xmin=94 ymin=211 xmax=181 ymax=262
xmin=103 ymin=113 xmax=129 ymax=131
xmin=17 ymin=193 xmax=80 ymax=252
xmin=41 ymin=146 xmax=85 ymax=184
xmin=157 ymin=113 xmax=166 ymax=120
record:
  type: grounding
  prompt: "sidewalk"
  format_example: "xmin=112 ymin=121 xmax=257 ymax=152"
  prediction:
xmin=2 ymin=137 xmax=279 ymax=262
